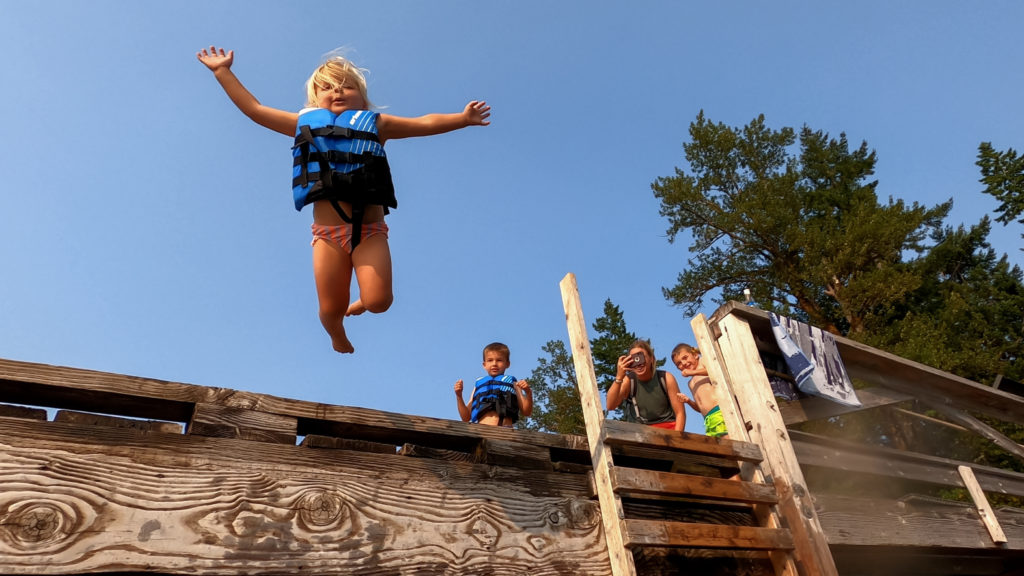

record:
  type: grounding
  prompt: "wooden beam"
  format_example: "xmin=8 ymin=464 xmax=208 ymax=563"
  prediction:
xmin=621 ymin=519 xmax=794 ymax=550
xmin=922 ymin=398 xmax=1024 ymax=465
xmin=812 ymin=492 xmax=1024 ymax=550
xmin=188 ymin=402 xmax=297 ymax=444
xmin=560 ymin=273 xmax=634 ymax=576
xmin=0 ymin=357 xmax=588 ymax=454
xmin=789 ymin=430 xmax=1024 ymax=499
xmin=958 ymin=465 xmax=1009 ymax=544
xmin=610 ymin=467 xmax=779 ymax=504
xmin=692 ymin=312 xmax=800 ymax=576
xmin=715 ymin=312 xmax=839 ymax=576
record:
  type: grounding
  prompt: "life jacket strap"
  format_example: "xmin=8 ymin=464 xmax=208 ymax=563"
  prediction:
xmin=292 ymin=150 xmax=383 ymax=167
xmin=302 ymin=125 xmax=380 ymax=143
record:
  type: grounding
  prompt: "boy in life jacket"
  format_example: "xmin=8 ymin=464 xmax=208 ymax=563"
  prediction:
xmin=605 ymin=339 xmax=686 ymax=431
xmin=197 ymin=46 xmax=490 ymax=354
xmin=672 ymin=343 xmax=728 ymax=438
xmin=454 ymin=342 xmax=533 ymax=427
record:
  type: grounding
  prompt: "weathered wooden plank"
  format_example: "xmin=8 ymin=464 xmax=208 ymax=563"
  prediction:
xmin=189 ymin=402 xmax=298 ymax=444
xmin=693 ymin=313 xmax=801 ymax=576
xmin=778 ymin=386 xmax=914 ymax=426
xmin=399 ymin=442 xmax=477 ymax=462
xmin=924 ymin=399 xmax=1024 ymax=465
xmin=0 ymin=403 xmax=47 ymax=420
xmin=711 ymin=302 xmax=1024 ymax=426
xmin=813 ymin=493 xmax=1024 ymax=550
xmin=715 ymin=312 xmax=839 ymax=576
xmin=55 ymin=410 xmax=184 ymax=434
xmin=474 ymin=438 xmax=553 ymax=470
xmin=790 ymin=430 xmax=1024 ymax=499
xmin=560 ymin=272 xmax=634 ymax=576
xmin=611 ymin=468 xmax=779 ymax=505
xmin=958 ymin=465 xmax=1009 ymax=544
xmin=0 ymin=416 xmax=611 ymax=575
xmin=0 ymin=416 xmax=592 ymax=499
xmin=0 ymin=357 xmax=588 ymax=454
xmin=302 ymin=434 xmax=398 ymax=454
xmin=602 ymin=419 xmax=764 ymax=463
xmin=621 ymin=519 xmax=795 ymax=550
xmin=829 ymin=547 xmax=1015 ymax=576
xmin=0 ymin=358 xmax=198 ymax=421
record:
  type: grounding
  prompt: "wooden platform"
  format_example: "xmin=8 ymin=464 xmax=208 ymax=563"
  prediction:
xmin=0 ymin=357 xmax=775 ymax=576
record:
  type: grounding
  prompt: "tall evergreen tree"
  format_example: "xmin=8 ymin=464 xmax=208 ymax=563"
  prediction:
xmin=977 ymin=142 xmax=1024 ymax=248
xmin=651 ymin=112 xmax=950 ymax=336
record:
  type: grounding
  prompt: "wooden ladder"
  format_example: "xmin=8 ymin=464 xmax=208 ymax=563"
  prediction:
xmin=560 ymin=273 xmax=824 ymax=576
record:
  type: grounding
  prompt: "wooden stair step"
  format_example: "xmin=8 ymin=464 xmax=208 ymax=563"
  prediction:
xmin=603 ymin=419 xmax=764 ymax=463
xmin=621 ymin=518 xmax=795 ymax=550
xmin=611 ymin=467 xmax=778 ymax=505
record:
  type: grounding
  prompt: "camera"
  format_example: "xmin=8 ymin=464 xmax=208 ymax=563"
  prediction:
xmin=629 ymin=351 xmax=646 ymax=368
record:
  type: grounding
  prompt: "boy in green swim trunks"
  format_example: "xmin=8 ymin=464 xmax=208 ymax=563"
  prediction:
xmin=672 ymin=343 xmax=728 ymax=438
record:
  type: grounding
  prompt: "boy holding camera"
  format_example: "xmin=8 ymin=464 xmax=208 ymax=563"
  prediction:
xmin=606 ymin=340 xmax=686 ymax=431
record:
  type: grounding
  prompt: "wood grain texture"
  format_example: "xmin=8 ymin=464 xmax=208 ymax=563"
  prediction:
xmin=813 ymin=493 xmax=1024 ymax=550
xmin=0 ymin=420 xmax=610 ymax=575
xmin=622 ymin=519 xmax=794 ymax=550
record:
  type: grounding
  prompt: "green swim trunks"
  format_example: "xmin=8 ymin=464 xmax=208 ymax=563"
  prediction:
xmin=703 ymin=405 xmax=728 ymax=438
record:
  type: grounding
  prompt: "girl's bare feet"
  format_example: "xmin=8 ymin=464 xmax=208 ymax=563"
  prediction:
xmin=332 ymin=330 xmax=355 ymax=354
xmin=345 ymin=299 xmax=367 ymax=316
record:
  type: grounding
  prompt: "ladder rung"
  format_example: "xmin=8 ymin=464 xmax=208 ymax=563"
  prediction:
xmin=611 ymin=467 xmax=778 ymax=505
xmin=603 ymin=419 xmax=764 ymax=463
xmin=621 ymin=518 xmax=795 ymax=550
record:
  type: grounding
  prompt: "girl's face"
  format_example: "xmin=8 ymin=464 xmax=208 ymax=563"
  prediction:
xmin=315 ymin=79 xmax=367 ymax=113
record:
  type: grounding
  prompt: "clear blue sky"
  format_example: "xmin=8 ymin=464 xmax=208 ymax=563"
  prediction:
xmin=2 ymin=1 xmax=1021 ymax=434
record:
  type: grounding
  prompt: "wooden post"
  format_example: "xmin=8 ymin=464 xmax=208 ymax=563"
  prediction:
xmin=691 ymin=313 xmax=799 ymax=576
xmin=715 ymin=312 xmax=839 ymax=576
xmin=957 ymin=465 xmax=1009 ymax=544
xmin=559 ymin=273 xmax=636 ymax=576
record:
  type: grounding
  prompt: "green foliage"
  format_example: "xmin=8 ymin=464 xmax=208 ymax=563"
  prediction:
xmin=651 ymin=112 xmax=950 ymax=335
xmin=861 ymin=218 xmax=1024 ymax=383
xmin=590 ymin=299 xmax=638 ymax=393
xmin=518 ymin=340 xmax=585 ymax=435
xmin=978 ymin=142 xmax=1024 ymax=242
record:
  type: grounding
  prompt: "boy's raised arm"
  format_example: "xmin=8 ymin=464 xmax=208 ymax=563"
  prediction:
xmin=197 ymin=46 xmax=298 ymax=137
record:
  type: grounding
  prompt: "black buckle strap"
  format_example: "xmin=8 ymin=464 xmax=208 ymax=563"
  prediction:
xmin=306 ymin=125 xmax=380 ymax=143
xmin=292 ymin=150 xmax=381 ymax=167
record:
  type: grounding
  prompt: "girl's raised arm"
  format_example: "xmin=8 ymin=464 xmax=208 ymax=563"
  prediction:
xmin=197 ymin=46 xmax=298 ymax=137
xmin=377 ymin=101 xmax=490 ymax=143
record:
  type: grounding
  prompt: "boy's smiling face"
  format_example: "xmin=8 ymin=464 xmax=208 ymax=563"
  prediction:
xmin=483 ymin=351 xmax=510 ymax=377
xmin=673 ymin=350 xmax=700 ymax=372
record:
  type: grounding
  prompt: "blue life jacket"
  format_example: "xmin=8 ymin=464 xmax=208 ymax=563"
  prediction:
xmin=292 ymin=109 xmax=396 ymax=248
xmin=470 ymin=375 xmax=520 ymax=424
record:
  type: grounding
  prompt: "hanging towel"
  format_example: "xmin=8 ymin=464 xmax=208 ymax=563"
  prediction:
xmin=769 ymin=312 xmax=861 ymax=407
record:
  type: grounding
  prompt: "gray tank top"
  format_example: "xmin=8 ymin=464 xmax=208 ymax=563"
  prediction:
xmin=623 ymin=370 xmax=674 ymax=424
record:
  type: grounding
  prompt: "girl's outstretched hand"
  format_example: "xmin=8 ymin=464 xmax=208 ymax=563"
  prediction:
xmin=197 ymin=46 xmax=234 ymax=72
xmin=464 ymin=101 xmax=491 ymax=126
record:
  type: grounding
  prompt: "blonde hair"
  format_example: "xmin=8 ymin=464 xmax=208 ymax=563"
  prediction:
xmin=304 ymin=53 xmax=373 ymax=109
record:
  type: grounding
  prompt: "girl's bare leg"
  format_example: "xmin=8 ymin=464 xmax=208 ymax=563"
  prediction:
xmin=346 ymin=234 xmax=393 ymax=317
xmin=312 ymin=238 xmax=355 ymax=353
